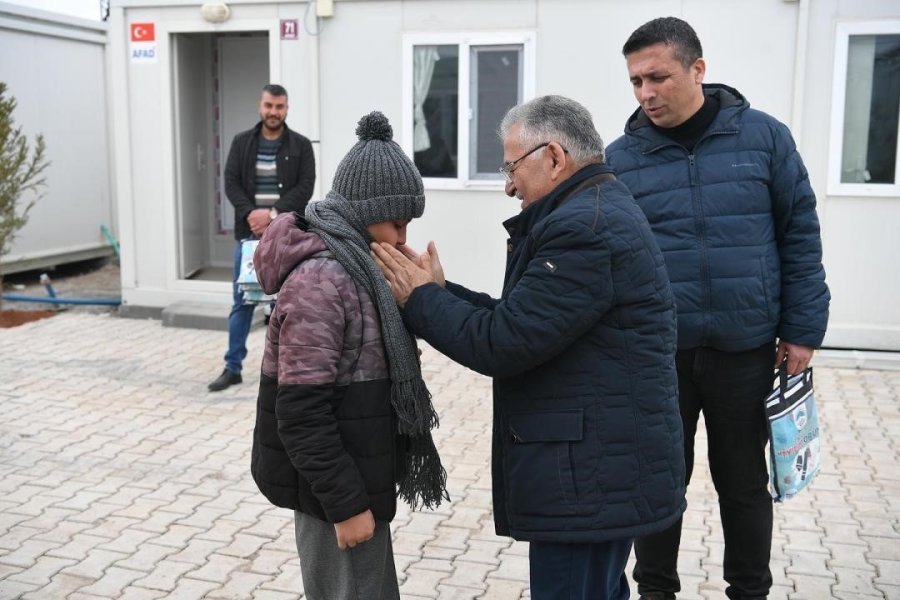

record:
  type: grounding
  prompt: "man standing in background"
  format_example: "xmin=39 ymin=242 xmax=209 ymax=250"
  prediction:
xmin=606 ymin=17 xmax=830 ymax=600
xmin=208 ymin=84 xmax=316 ymax=392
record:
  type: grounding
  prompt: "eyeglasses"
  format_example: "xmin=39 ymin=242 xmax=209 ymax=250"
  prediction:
xmin=499 ymin=142 xmax=567 ymax=181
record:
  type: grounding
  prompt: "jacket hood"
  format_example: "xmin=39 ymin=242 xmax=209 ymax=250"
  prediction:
xmin=254 ymin=212 xmax=328 ymax=294
xmin=624 ymin=83 xmax=747 ymax=135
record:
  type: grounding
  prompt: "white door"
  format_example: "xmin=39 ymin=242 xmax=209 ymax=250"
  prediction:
xmin=172 ymin=34 xmax=210 ymax=278
xmin=217 ymin=35 xmax=270 ymax=233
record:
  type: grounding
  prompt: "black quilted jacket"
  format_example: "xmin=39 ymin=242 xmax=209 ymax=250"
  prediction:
xmin=402 ymin=165 xmax=686 ymax=542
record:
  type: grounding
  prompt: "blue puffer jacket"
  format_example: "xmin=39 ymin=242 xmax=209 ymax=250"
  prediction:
xmin=606 ymin=85 xmax=829 ymax=352
xmin=403 ymin=165 xmax=685 ymax=543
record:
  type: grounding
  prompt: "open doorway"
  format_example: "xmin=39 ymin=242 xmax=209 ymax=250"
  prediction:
xmin=171 ymin=31 xmax=269 ymax=282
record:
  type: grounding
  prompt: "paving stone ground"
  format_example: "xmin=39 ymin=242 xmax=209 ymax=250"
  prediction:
xmin=0 ymin=313 xmax=898 ymax=599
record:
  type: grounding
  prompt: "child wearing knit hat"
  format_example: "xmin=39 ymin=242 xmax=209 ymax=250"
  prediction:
xmin=250 ymin=111 xmax=447 ymax=600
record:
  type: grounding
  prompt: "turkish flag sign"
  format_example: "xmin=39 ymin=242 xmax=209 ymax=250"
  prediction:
xmin=130 ymin=23 xmax=155 ymax=42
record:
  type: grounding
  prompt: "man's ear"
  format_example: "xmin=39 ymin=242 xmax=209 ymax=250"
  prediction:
xmin=548 ymin=142 xmax=568 ymax=180
xmin=692 ymin=57 xmax=706 ymax=85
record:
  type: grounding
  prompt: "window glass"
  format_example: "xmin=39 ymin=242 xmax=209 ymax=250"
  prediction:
xmin=407 ymin=35 xmax=531 ymax=184
xmin=413 ymin=45 xmax=458 ymax=178
xmin=841 ymin=34 xmax=900 ymax=184
xmin=471 ymin=45 xmax=522 ymax=178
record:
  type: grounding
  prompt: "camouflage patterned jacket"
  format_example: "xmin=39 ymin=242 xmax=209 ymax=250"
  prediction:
xmin=250 ymin=213 xmax=402 ymax=523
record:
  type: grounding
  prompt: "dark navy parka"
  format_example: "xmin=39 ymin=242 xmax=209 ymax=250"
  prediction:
xmin=606 ymin=85 xmax=830 ymax=351
xmin=403 ymin=165 xmax=686 ymax=542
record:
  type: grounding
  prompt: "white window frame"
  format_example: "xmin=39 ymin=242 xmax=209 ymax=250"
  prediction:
xmin=402 ymin=31 xmax=536 ymax=190
xmin=828 ymin=20 xmax=900 ymax=197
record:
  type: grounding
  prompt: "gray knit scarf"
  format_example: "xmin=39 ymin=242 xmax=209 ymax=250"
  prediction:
xmin=305 ymin=192 xmax=448 ymax=510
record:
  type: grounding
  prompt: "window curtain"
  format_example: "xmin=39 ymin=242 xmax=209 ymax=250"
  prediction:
xmin=413 ymin=46 xmax=440 ymax=152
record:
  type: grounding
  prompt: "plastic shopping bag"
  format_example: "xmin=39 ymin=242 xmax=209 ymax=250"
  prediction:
xmin=765 ymin=366 xmax=821 ymax=502
xmin=237 ymin=239 xmax=274 ymax=305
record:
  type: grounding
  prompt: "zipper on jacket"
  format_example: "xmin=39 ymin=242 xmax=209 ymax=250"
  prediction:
xmin=690 ymin=129 xmax=737 ymax=344
xmin=687 ymin=152 xmax=712 ymax=341
xmin=635 ymin=126 xmax=738 ymax=344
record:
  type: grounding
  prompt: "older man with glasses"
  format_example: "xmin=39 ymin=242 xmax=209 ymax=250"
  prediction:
xmin=371 ymin=95 xmax=685 ymax=600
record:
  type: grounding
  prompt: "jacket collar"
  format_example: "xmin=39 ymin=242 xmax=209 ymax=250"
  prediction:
xmin=624 ymin=84 xmax=747 ymax=153
xmin=502 ymin=163 xmax=614 ymax=237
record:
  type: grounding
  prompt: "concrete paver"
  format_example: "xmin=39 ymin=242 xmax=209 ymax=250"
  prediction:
xmin=0 ymin=313 xmax=898 ymax=599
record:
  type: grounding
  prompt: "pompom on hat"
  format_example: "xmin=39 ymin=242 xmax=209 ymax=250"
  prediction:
xmin=329 ymin=111 xmax=425 ymax=226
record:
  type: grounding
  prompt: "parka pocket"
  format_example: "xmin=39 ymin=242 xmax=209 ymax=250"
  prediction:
xmin=505 ymin=409 xmax=583 ymax=516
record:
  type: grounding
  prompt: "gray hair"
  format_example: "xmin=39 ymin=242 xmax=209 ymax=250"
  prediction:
xmin=498 ymin=95 xmax=605 ymax=167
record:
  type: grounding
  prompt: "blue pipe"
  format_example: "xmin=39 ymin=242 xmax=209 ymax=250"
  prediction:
xmin=101 ymin=224 xmax=121 ymax=259
xmin=1 ymin=293 xmax=121 ymax=306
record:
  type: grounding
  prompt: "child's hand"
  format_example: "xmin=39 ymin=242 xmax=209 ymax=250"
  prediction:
xmin=334 ymin=509 xmax=375 ymax=550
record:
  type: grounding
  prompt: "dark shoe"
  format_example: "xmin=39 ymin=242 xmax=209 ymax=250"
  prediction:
xmin=638 ymin=594 xmax=673 ymax=600
xmin=208 ymin=369 xmax=242 ymax=392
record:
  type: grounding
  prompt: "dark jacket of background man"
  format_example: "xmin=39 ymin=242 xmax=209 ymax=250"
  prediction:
xmin=226 ymin=121 xmax=316 ymax=241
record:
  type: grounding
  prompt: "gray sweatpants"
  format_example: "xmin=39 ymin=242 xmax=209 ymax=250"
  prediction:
xmin=294 ymin=511 xmax=400 ymax=600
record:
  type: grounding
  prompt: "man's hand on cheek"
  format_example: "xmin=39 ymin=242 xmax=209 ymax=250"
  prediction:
xmin=399 ymin=241 xmax=446 ymax=288
xmin=371 ymin=242 xmax=436 ymax=307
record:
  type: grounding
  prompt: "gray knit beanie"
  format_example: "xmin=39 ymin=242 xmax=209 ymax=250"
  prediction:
xmin=330 ymin=111 xmax=425 ymax=226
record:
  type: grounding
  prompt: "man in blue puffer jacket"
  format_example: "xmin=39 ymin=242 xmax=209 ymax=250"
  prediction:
xmin=606 ymin=17 xmax=830 ymax=600
xmin=373 ymin=95 xmax=685 ymax=600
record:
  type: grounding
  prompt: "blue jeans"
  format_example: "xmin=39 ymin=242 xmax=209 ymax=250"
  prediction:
xmin=224 ymin=240 xmax=256 ymax=374
xmin=529 ymin=538 xmax=632 ymax=600
xmin=633 ymin=343 xmax=775 ymax=600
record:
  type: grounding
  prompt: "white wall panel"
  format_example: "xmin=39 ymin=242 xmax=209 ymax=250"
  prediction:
xmin=802 ymin=0 xmax=900 ymax=349
xmin=0 ymin=3 xmax=112 ymax=271
xmin=102 ymin=0 xmax=900 ymax=348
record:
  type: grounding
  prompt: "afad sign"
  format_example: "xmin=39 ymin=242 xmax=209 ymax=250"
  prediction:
xmin=130 ymin=23 xmax=157 ymax=63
